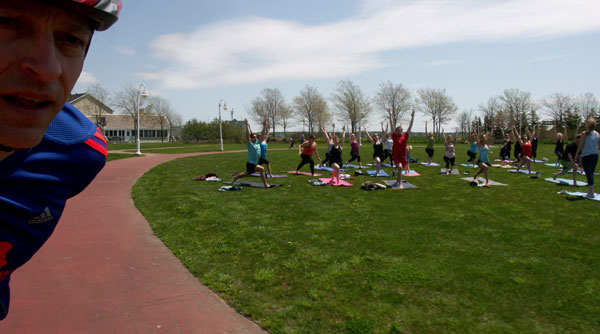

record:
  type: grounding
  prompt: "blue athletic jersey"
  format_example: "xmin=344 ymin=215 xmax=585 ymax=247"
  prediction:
xmin=0 ymin=103 xmax=107 ymax=319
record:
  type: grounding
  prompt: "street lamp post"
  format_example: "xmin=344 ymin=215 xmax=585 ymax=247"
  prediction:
xmin=218 ymin=99 xmax=228 ymax=151
xmin=136 ymin=84 xmax=149 ymax=155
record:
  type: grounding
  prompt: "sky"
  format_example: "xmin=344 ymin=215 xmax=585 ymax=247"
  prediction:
xmin=74 ymin=0 xmax=600 ymax=133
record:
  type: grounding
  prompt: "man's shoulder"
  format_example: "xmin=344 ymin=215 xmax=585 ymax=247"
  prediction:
xmin=44 ymin=103 xmax=97 ymax=145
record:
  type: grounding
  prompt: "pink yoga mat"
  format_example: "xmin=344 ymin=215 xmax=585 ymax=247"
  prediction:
xmin=319 ymin=178 xmax=353 ymax=187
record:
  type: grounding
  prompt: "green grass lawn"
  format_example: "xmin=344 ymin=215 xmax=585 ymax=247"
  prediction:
xmin=132 ymin=143 xmax=600 ymax=334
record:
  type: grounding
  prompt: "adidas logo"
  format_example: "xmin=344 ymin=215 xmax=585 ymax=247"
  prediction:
xmin=28 ymin=207 xmax=54 ymax=225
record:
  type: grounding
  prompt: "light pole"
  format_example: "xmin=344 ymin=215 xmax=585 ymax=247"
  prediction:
xmin=218 ymin=99 xmax=228 ymax=151
xmin=135 ymin=84 xmax=149 ymax=155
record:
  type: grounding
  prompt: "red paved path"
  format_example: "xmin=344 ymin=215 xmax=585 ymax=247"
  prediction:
xmin=0 ymin=152 xmax=267 ymax=333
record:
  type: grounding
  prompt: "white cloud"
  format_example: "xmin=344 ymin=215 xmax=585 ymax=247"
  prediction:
xmin=76 ymin=71 xmax=98 ymax=85
xmin=114 ymin=45 xmax=136 ymax=56
xmin=144 ymin=0 xmax=600 ymax=89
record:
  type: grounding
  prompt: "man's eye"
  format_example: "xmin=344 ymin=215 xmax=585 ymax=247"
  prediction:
xmin=63 ymin=34 xmax=85 ymax=47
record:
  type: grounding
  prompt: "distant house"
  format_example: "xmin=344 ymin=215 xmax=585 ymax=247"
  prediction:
xmin=68 ymin=93 xmax=169 ymax=143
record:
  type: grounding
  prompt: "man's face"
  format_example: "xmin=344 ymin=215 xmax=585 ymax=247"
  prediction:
xmin=0 ymin=0 xmax=92 ymax=149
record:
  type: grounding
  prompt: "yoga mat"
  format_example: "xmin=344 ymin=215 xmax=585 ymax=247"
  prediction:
xmin=383 ymin=180 xmax=418 ymax=189
xmin=543 ymin=178 xmax=588 ymax=187
xmin=561 ymin=191 xmax=600 ymax=202
xmin=491 ymin=164 xmax=514 ymax=169
xmin=460 ymin=177 xmax=507 ymax=186
xmin=545 ymin=163 xmax=561 ymax=167
xmin=508 ymin=169 xmax=538 ymax=175
xmin=344 ymin=164 xmax=362 ymax=169
xmin=223 ymin=181 xmax=282 ymax=188
xmin=566 ymin=169 xmax=598 ymax=175
xmin=420 ymin=162 xmax=440 ymax=166
xmin=367 ymin=170 xmax=390 ymax=177
xmin=460 ymin=163 xmax=478 ymax=168
xmin=440 ymin=168 xmax=460 ymax=175
xmin=533 ymin=159 xmax=547 ymax=163
xmin=319 ymin=177 xmax=353 ymax=187
xmin=382 ymin=163 xmax=396 ymax=167
xmin=287 ymin=171 xmax=322 ymax=176
xmin=400 ymin=170 xmax=420 ymax=176
xmin=250 ymin=173 xmax=287 ymax=178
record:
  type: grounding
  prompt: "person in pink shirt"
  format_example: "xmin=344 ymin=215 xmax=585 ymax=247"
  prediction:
xmin=346 ymin=133 xmax=362 ymax=168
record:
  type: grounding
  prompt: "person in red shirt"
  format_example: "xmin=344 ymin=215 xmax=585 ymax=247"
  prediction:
xmin=513 ymin=126 xmax=534 ymax=174
xmin=388 ymin=109 xmax=416 ymax=188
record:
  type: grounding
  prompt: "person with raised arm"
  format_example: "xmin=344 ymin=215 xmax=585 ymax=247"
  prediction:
xmin=554 ymin=123 xmax=568 ymax=166
xmin=531 ymin=124 xmax=541 ymax=161
xmin=466 ymin=132 xmax=478 ymax=167
xmin=499 ymin=126 xmax=512 ymax=165
xmin=232 ymin=119 xmax=270 ymax=188
xmin=381 ymin=121 xmax=395 ymax=167
xmin=346 ymin=132 xmax=362 ymax=168
xmin=553 ymin=134 xmax=581 ymax=186
xmin=389 ymin=108 xmax=416 ymax=188
xmin=321 ymin=124 xmax=345 ymax=184
xmin=257 ymin=119 xmax=273 ymax=178
xmin=364 ymin=126 xmax=385 ymax=176
xmin=514 ymin=126 xmax=533 ymax=174
xmin=425 ymin=122 xmax=435 ymax=165
xmin=442 ymin=129 xmax=458 ymax=175
xmin=296 ymin=134 xmax=321 ymax=176
xmin=472 ymin=130 xmax=491 ymax=187
xmin=320 ymin=123 xmax=335 ymax=168
xmin=575 ymin=117 xmax=600 ymax=198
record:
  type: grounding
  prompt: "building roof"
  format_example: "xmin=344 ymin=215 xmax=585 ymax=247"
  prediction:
xmin=68 ymin=92 xmax=114 ymax=115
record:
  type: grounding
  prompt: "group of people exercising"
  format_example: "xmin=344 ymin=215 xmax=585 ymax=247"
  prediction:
xmin=233 ymin=116 xmax=599 ymax=196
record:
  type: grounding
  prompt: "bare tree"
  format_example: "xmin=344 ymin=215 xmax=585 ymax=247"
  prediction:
xmin=478 ymin=96 xmax=502 ymax=132
xmin=373 ymin=81 xmax=412 ymax=126
xmin=416 ymin=88 xmax=457 ymax=138
xmin=86 ymin=83 xmax=111 ymax=130
xmin=293 ymin=85 xmax=330 ymax=135
xmin=456 ymin=109 xmax=474 ymax=137
xmin=499 ymin=89 xmax=535 ymax=135
xmin=146 ymin=95 xmax=174 ymax=143
xmin=279 ymin=103 xmax=294 ymax=138
xmin=247 ymin=88 xmax=285 ymax=135
xmin=330 ymin=80 xmax=371 ymax=133
xmin=111 ymin=84 xmax=148 ymax=136
xmin=541 ymin=92 xmax=573 ymax=126
xmin=577 ymin=92 xmax=599 ymax=122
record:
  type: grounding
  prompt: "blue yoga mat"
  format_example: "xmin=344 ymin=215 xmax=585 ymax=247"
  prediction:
xmin=367 ymin=170 xmax=389 ymax=177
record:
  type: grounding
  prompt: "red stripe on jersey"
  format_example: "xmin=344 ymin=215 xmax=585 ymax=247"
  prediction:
xmin=94 ymin=128 xmax=107 ymax=145
xmin=85 ymin=138 xmax=108 ymax=158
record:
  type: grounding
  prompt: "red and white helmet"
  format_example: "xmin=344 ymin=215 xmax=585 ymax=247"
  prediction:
xmin=52 ymin=0 xmax=122 ymax=31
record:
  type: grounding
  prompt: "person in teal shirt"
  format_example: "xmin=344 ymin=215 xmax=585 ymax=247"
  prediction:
xmin=257 ymin=119 xmax=273 ymax=178
xmin=232 ymin=119 xmax=270 ymax=187
xmin=472 ymin=132 xmax=491 ymax=187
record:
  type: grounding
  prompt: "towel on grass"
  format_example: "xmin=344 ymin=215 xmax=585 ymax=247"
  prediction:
xmin=319 ymin=177 xmax=353 ymax=186
xmin=559 ymin=191 xmax=600 ymax=202
xmin=543 ymin=178 xmax=588 ymax=187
